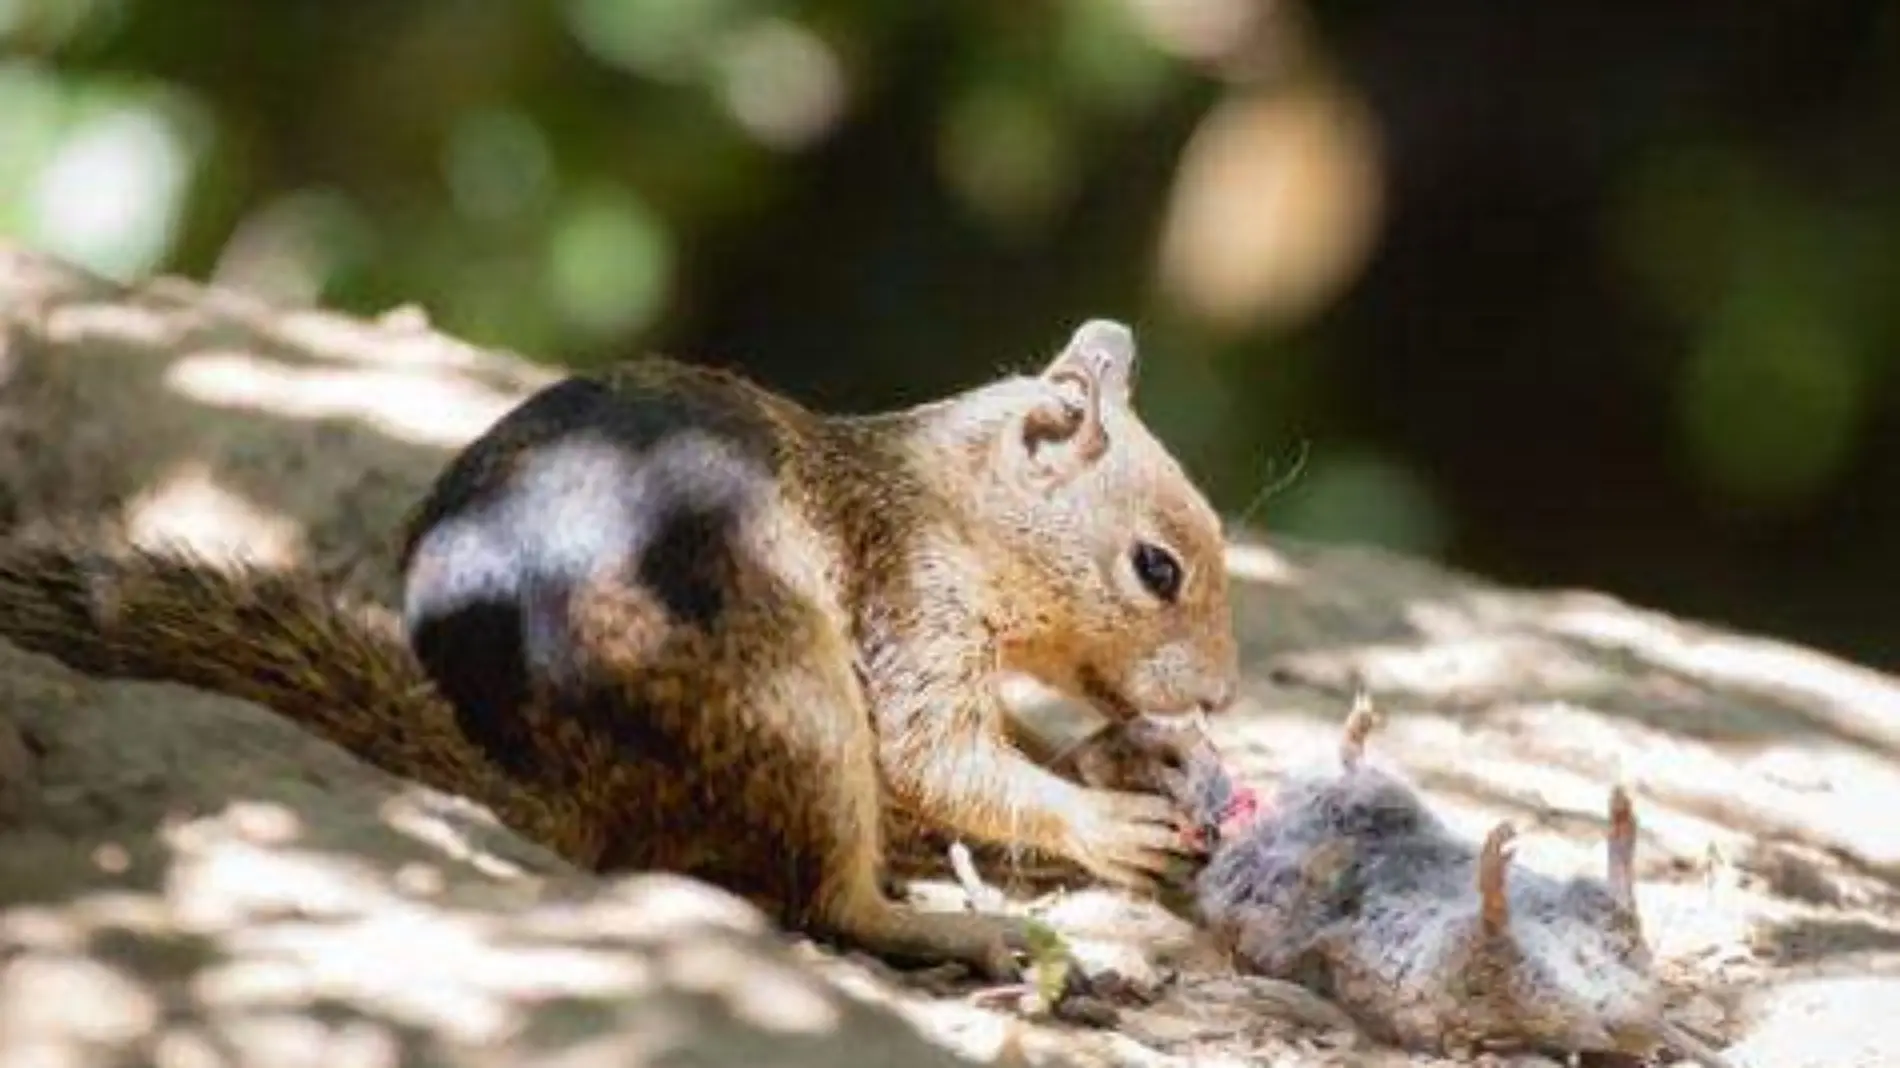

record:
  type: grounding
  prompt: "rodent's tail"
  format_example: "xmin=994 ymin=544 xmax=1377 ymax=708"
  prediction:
xmin=0 ymin=535 xmax=446 ymax=756
xmin=0 ymin=533 xmax=594 ymax=863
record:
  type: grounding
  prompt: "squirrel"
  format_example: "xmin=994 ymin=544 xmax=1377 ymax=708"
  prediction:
xmin=1068 ymin=699 xmax=1737 ymax=1067
xmin=0 ymin=318 xmax=1240 ymax=980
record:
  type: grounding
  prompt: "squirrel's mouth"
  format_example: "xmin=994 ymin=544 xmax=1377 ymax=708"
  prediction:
xmin=1076 ymin=663 xmax=1143 ymax=721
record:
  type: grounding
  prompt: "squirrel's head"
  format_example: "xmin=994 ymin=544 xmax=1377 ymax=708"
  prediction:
xmin=967 ymin=319 xmax=1239 ymax=721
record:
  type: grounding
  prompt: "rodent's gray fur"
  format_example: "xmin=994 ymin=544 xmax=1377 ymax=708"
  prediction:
xmin=1079 ymin=701 xmax=1736 ymax=1066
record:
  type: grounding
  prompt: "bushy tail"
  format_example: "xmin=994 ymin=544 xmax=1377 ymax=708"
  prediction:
xmin=0 ymin=534 xmax=444 ymax=755
xmin=0 ymin=533 xmax=595 ymax=863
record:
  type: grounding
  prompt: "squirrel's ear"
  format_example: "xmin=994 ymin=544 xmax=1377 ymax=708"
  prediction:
xmin=1040 ymin=318 xmax=1136 ymax=406
xmin=1014 ymin=319 xmax=1137 ymax=488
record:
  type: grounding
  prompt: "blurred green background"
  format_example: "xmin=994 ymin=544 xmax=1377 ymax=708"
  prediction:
xmin=4 ymin=1 xmax=1897 ymax=665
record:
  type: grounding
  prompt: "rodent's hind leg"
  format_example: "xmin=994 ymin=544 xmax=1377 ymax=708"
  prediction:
xmin=1606 ymin=785 xmax=1638 ymax=914
xmin=1478 ymin=822 xmax=1517 ymax=936
xmin=1338 ymin=690 xmax=1381 ymax=770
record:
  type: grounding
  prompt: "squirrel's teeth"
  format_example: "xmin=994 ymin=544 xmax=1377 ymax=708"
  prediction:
xmin=1137 ymin=710 xmax=1212 ymax=736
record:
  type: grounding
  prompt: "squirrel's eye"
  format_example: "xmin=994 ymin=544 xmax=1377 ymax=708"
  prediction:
xmin=1131 ymin=542 xmax=1183 ymax=602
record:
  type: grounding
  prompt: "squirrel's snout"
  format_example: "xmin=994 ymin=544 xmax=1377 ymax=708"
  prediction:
xmin=1197 ymin=676 xmax=1238 ymax=714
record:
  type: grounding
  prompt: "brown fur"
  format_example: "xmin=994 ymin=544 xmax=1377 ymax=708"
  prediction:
xmin=0 ymin=539 xmax=600 ymax=860
xmin=0 ymin=320 xmax=1238 ymax=980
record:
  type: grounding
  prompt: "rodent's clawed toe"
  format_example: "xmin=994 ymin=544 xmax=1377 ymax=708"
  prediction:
xmin=1064 ymin=787 xmax=1203 ymax=892
xmin=1338 ymin=690 xmax=1382 ymax=769
xmin=1608 ymin=783 xmax=1635 ymax=822
xmin=1606 ymin=784 xmax=1639 ymax=911
xmin=1478 ymin=821 xmax=1517 ymax=935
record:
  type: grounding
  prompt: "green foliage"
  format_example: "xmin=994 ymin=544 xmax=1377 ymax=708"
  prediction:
xmin=1021 ymin=918 xmax=1072 ymax=1013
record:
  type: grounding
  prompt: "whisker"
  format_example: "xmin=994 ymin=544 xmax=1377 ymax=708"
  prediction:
xmin=1235 ymin=437 xmax=1311 ymax=528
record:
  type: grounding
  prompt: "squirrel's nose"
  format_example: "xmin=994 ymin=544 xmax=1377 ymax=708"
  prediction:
xmin=1197 ymin=677 xmax=1239 ymax=714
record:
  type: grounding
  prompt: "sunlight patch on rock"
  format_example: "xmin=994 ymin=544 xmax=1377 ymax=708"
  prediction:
xmin=163 ymin=351 xmax=525 ymax=449
xmin=123 ymin=462 xmax=307 ymax=567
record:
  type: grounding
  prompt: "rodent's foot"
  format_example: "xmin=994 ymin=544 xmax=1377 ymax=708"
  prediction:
xmin=828 ymin=892 xmax=1032 ymax=981
xmin=1478 ymin=821 xmax=1517 ymax=935
xmin=1606 ymin=784 xmax=1638 ymax=911
xmin=1338 ymin=690 xmax=1382 ymax=768
xmin=923 ymin=911 xmax=1034 ymax=981
xmin=1063 ymin=788 xmax=1203 ymax=892
xmin=970 ymin=913 xmax=1036 ymax=980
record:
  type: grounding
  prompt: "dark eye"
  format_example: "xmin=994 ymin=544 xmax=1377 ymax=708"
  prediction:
xmin=1131 ymin=541 xmax=1183 ymax=602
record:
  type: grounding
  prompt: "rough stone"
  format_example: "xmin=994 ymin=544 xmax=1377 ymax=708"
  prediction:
xmin=3 ymin=243 xmax=1896 ymax=1067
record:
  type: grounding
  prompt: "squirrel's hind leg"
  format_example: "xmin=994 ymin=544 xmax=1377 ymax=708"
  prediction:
xmin=573 ymin=578 xmax=1028 ymax=979
xmin=778 ymin=631 xmax=1030 ymax=978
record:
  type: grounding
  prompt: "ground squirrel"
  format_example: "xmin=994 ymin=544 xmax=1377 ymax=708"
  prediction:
xmin=1072 ymin=703 xmax=1735 ymax=1066
xmin=0 ymin=319 xmax=1239 ymax=979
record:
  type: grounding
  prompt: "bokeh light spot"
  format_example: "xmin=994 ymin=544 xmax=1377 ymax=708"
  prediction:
xmin=444 ymin=106 xmax=555 ymax=223
xmin=1274 ymin=451 xmax=1451 ymax=557
xmin=1054 ymin=0 xmax=1174 ymax=115
xmin=545 ymin=186 xmax=673 ymax=340
xmin=564 ymin=0 xmax=739 ymax=81
xmin=1677 ymin=282 xmax=1866 ymax=513
xmin=713 ymin=18 xmax=847 ymax=151
xmin=1614 ymin=145 xmax=1876 ymax=514
xmin=0 ymin=62 xmax=64 ymax=228
xmin=29 ymin=98 xmax=198 ymax=281
xmin=0 ymin=0 xmax=126 ymax=50
xmin=938 ymin=83 xmax=1073 ymax=232
xmin=1609 ymin=144 xmax=1759 ymax=325
xmin=1157 ymin=79 xmax=1383 ymax=331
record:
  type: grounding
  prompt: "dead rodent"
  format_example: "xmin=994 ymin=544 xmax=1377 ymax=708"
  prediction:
xmin=0 ymin=319 xmax=1239 ymax=980
xmin=1069 ymin=702 xmax=1737 ymax=1067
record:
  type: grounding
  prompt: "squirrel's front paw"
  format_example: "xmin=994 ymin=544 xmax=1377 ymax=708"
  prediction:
xmin=1062 ymin=788 xmax=1203 ymax=892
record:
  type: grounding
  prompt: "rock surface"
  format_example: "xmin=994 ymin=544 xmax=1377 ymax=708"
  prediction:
xmin=2 ymin=243 xmax=1897 ymax=1067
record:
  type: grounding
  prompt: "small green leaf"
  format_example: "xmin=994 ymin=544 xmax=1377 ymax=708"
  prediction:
xmin=1023 ymin=918 xmax=1072 ymax=1013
